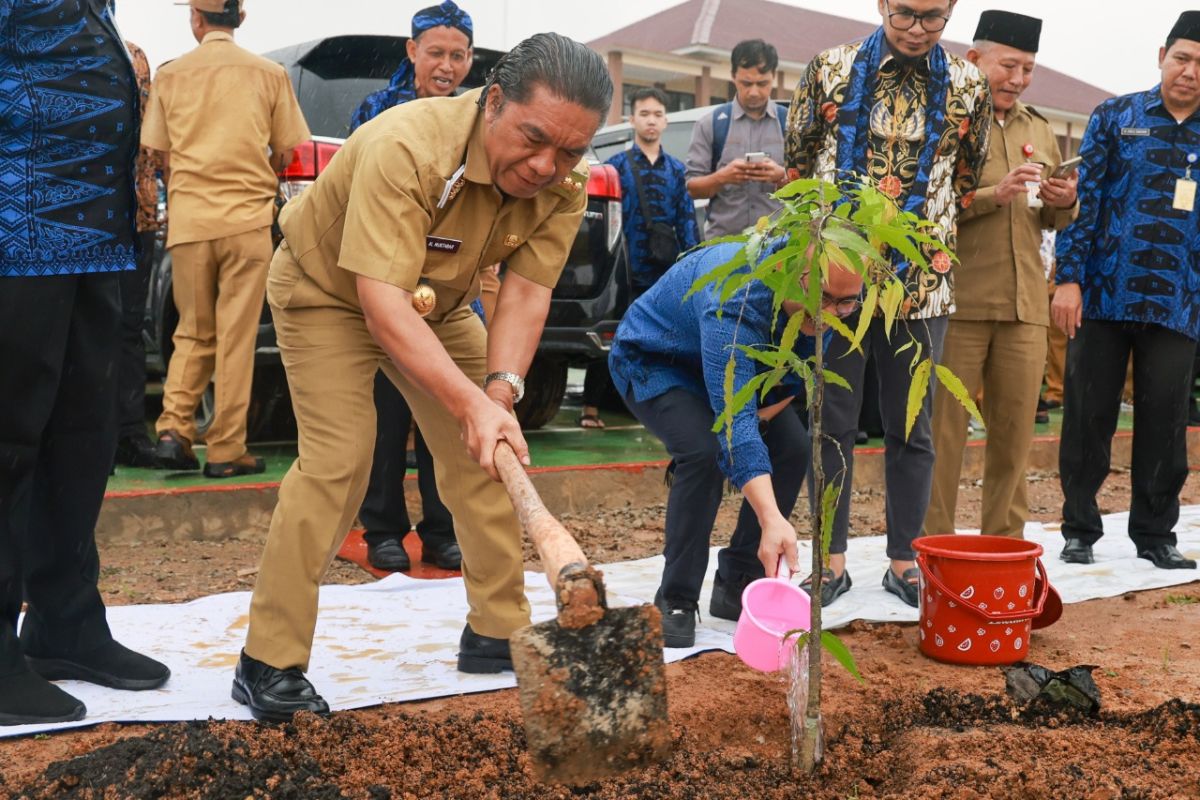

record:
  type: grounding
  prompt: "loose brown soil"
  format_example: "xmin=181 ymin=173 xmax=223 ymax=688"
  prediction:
xmin=3 ymin=471 xmax=1200 ymax=798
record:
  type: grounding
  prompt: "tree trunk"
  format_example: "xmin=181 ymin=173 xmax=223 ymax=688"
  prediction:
xmin=800 ymin=304 xmax=826 ymax=773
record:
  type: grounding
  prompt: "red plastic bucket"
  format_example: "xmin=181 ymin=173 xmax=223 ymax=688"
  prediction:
xmin=912 ymin=535 xmax=1049 ymax=666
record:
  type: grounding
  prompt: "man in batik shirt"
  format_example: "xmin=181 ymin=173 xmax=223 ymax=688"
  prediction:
xmin=785 ymin=0 xmax=991 ymax=608
xmin=1051 ymin=11 xmax=1200 ymax=572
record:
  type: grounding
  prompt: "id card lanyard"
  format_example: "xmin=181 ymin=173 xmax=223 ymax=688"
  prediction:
xmin=1174 ymin=152 xmax=1197 ymax=212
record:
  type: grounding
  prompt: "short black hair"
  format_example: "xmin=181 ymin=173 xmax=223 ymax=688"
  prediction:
xmin=200 ymin=1 xmax=241 ymax=29
xmin=629 ymin=87 xmax=669 ymax=114
xmin=731 ymin=39 xmax=778 ymax=75
xmin=479 ymin=32 xmax=612 ymax=118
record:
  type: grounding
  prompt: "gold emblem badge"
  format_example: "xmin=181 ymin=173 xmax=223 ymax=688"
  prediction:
xmin=504 ymin=234 xmax=520 ymax=248
xmin=445 ymin=177 xmax=466 ymax=204
xmin=411 ymin=283 xmax=437 ymax=318
xmin=560 ymin=175 xmax=581 ymax=193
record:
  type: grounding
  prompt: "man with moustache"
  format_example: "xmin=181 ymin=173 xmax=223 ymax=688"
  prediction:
xmin=785 ymin=0 xmax=991 ymax=607
xmin=233 ymin=34 xmax=612 ymax=721
xmin=349 ymin=1 xmax=476 ymax=575
xmin=926 ymin=11 xmax=1078 ymax=540
xmin=1052 ymin=12 xmax=1200 ymax=572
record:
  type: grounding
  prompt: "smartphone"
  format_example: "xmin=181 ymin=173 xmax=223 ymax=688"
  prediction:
xmin=745 ymin=152 xmax=768 ymax=164
xmin=1051 ymin=156 xmax=1083 ymax=179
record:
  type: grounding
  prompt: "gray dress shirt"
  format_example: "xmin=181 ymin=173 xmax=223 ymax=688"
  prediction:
xmin=685 ymin=97 xmax=785 ymax=238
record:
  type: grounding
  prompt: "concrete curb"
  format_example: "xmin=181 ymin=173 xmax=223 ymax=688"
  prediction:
xmin=96 ymin=429 xmax=1199 ymax=544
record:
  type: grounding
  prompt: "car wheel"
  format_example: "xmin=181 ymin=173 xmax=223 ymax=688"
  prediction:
xmin=515 ymin=355 xmax=567 ymax=430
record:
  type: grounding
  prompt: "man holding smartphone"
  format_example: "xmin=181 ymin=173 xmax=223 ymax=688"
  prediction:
xmin=685 ymin=39 xmax=787 ymax=238
xmin=926 ymin=10 xmax=1077 ymax=540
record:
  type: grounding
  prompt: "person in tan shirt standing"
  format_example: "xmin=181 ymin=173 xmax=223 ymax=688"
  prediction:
xmin=926 ymin=11 xmax=1078 ymax=538
xmin=142 ymin=0 xmax=310 ymax=477
xmin=231 ymin=34 xmax=611 ymax=722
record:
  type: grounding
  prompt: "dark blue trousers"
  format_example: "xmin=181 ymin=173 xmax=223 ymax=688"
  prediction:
xmin=623 ymin=387 xmax=809 ymax=606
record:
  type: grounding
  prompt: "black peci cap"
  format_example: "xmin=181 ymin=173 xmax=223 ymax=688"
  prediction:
xmin=974 ymin=10 xmax=1042 ymax=53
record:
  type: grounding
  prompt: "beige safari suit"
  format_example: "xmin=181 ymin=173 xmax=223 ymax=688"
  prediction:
xmin=141 ymin=31 xmax=310 ymax=462
xmin=244 ymin=89 xmax=587 ymax=670
xmin=927 ymin=102 xmax=1077 ymax=537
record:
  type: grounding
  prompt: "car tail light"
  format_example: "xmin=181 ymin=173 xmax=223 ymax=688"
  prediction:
xmin=587 ymin=164 xmax=623 ymax=254
xmin=278 ymin=140 xmax=341 ymax=181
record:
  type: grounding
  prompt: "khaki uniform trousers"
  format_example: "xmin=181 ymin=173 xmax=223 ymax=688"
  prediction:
xmin=156 ymin=226 xmax=272 ymax=462
xmin=244 ymin=246 xmax=529 ymax=671
xmin=927 ymin=319 xmax=1048 ymax=538
xmin=1044 ymin=278 xmax=1066 ymax=405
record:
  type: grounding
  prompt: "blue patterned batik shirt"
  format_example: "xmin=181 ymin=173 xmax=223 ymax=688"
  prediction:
xmin=1056 ymin=87 xmax=1200 ymax=340
xmin=609 ymin=241 xmax=818 ymax=489
xmin=0 ymin=0 xmax=139 ymax=278
xmin=606 ymin=146 xmax=699 ymax=292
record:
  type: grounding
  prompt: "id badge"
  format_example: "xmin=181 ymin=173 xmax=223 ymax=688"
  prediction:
xmin=1174 ymin=178 xmax=1197 ymax=212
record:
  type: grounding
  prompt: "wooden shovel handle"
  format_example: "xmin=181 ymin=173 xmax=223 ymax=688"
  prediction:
xmin=493 ymin=440 xmax=589 ymax=591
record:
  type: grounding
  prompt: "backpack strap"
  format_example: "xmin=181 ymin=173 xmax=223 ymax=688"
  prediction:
xmin=709 ymin=101 xmax=787 ymax=172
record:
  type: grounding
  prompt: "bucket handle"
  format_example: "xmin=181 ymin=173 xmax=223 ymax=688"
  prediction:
xmin=915 ymin=553 xmax=1049 ymax=622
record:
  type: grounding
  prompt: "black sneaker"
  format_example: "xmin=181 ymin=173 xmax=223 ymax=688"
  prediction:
xmin=654 ymin=590 xmax=698 ymax=648
xmin=708 ymin=571 xmax=757 ymax=622
xmin=0 ymin=669 xmax=86 ymax=726
xmin=24 ymin=638 xmax=170 ymax=691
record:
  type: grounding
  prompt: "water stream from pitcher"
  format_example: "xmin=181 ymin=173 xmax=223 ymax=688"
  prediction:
xmin=785 ymin=639 xmax=816 ymax=769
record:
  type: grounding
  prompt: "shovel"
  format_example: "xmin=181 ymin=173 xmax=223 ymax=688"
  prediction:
xmin=493 ymin=441 xmax=671 ymax=785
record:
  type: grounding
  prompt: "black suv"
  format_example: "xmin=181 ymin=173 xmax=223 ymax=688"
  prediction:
xmin=144 ymin=35 xmax=630 ymax=434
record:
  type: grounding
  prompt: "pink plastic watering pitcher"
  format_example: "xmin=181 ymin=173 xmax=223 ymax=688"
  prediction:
xmin=733 ymin=560 xmax=811 ymax=672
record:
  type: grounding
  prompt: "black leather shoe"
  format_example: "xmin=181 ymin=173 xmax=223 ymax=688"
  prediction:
xmin=366 ymin=537 xmax=411 ymax=572
xmin=709 ymin=571 xmax=756 ymax=622
xmin=154 ymin=429 xmax=200 ymax=471
xmin=1060 ymin=538 xmax=1095 ymax=565
xmin=801 ymin=568 xmax=853 ymax=607
xmin=1035 ymin=398 xmax=1050 ymax=425
xmin=882 ymin=567 xmax=920 ymax=608
xmin=115 ymin=434 xmax=162 ymax=468
xmin=457 ymin=624 xmax=512 ymax=673
xmin=654 ymin=590 xmax=698 ymax=648
xmin=25 ymin=639 xmax=169 ymax=691
xmin=1138 ymin=544 xmax=1197 ymax=570
xmin=422 ymin=540 xmax=462 ymax=570
xmin=231 ymin=650 xmax=329 ymax=722
xmin=203 ymin=453 xmax=266 ymax=478
xmin=0 ymin=669 xmax=86 ymax=726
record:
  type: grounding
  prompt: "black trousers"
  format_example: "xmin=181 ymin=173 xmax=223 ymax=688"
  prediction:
xmin=116 ymin=230 xmax=158 ymax=440
xmin=1060 ymin=320 xmax=1197 ymax=549
xmin=0 ymin=272 xmax=120 ymax=676
xmin=582 ymin=358 xmax=610 ymax=408
xmin=816 ymin=312 xmax=947 ymax=560
xmin=359 ymin=370 xmax=454 ymax=549
xmin=623 ymin=387 xmax=810 ymax=605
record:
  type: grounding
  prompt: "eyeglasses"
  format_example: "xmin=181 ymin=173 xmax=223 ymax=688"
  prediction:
xmin=821 ymin=293 xmax=862 ymax=316
xmin=884 ymin=0 xmax=951 ymax=32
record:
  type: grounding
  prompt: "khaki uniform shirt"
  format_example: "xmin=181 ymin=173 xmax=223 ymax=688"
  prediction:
xmin=277 ymin=89 xmax=587 ymax=323
xmin=954 ymin=102 xmax=1077 ymax=325
xmin=141 ymin=31 xmax=310 ymax=248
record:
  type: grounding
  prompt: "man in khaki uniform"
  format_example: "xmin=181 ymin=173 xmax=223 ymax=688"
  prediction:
xmin=231 ymin=33 xmax=612 ymax=722
xmin=142 ymin=0 xmax=310 ymax=477
xmin=926 ymin=11 xmax=1078 ymax=538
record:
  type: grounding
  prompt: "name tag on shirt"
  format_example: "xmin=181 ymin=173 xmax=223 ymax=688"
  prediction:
xmin=1121 ymin=127 xmax=1151 ymax=137
xmin=1174 ymin=178 xmax=1197 ymax=212
xmin=426 ymin=236 xmax=462 ymax=253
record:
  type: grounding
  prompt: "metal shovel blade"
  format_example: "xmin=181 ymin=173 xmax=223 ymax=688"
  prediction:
xmin=510 ymin=602 xmax=671 ymax=785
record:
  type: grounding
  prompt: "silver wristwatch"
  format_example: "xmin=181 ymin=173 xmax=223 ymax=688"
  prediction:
xmin=484 ymin=371 xmax=525 ymax=403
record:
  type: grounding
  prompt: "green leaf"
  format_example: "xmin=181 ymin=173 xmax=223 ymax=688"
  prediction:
xmin=905 ymin=358 xmax=933 ymax=440
xmin=853 ymin=283 xmax=878 ymax=351
xmin=821 ymin=631 xmax=865 ymax=683
xmin=819 ymin=480 xmax=840 ymax=569
xmin=820 ymin=310 xmax=861 ymax=354
xmin=935 ymin=364 xmax=984 ymax=426
xmin=872 ymin=225 xmax=924 ymax=268
xmin=722 ymin=356 xmax=736 ymax=450
xmin=779 ymin=304 xmax=810 ymax=355
xmin=712 ymin=370 xmax=770 ymax=433
xmin=821 ymin=368 xmax=852 ymax=392
xmin=879 ymin=280 xmax=905 ymax=342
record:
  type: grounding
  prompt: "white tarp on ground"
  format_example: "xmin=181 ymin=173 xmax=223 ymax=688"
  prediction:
xmin=6 ymin=508 xmax=1200 ymax=738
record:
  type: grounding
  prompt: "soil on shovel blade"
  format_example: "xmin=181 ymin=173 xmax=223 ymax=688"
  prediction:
xmin=3 ymin=472 xmax=1200 ymax=798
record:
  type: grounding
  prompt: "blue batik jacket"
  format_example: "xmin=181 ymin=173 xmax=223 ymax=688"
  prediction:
xmin=609 ymin=242 xmax=818 ymax=488
xmin=0 ymin=0 xmax=138 ymax=278
xmin=606 ymin=145 xmax=699 ymax=292
xmin=1056 ymin=87 xmax=1200 ymax=340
